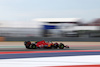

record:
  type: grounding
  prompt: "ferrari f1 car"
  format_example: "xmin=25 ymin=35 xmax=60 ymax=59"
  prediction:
xmin=24 ymin=40 xmax=69 ymax=49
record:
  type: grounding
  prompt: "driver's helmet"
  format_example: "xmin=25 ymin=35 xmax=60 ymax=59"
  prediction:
xmin=48 ymin=41 xmax=52 ymax=43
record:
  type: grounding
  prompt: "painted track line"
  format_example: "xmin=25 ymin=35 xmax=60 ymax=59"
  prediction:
xmin=46 ymin=64 xmax=100 ymax=67
xmin=0 ymin=50 xmax=100 ymax=54
xmin=0 ymin=51 xmax=100 ymax=59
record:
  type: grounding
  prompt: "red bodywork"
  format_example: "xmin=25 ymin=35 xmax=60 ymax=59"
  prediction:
xmin=36 ymin=40 xmax=53 ymax=48
xmin=24 ymin=40 xmax=69 ymax=49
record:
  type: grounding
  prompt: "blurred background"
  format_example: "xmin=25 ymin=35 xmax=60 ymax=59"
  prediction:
xmin=0 ymin=18 xmax=100 ymax=37
xmin=0 ymin=0 xmax=100 ymax=41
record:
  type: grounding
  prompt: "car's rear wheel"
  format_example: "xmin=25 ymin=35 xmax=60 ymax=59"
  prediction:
xmin=32 ymin=44 xmax=36 ymax=49
xmin=59 ymin=43 xmax=64 ymax=49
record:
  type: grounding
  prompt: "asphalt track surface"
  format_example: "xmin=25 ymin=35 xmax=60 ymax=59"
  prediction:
xmin=0 ymin=42 xmax=100 ymax=59
xmin=0 ymin=41 xmax=100 ymax=51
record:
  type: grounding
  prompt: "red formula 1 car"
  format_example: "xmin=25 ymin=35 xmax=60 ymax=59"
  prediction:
xmin=24 ymin=40 xmax=69 ymax=49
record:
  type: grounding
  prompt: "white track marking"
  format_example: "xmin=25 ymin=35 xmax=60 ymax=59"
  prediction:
xmin=0 ymin=55 xmax=100 ymax=67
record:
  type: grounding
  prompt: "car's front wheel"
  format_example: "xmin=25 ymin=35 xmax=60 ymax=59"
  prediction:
xmin=59 ymin=43 xmax=64 ymax=49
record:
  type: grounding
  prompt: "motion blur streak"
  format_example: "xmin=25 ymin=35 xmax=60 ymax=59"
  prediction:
xmin=0 ymin=18 xmax=100 ymax=38
xmin=0 ymin=55 xmax=100 ymax=67
xmin=0 ymin=50 xmax=100 ymax=54
xmin=46 ymin=65 xmax=100 ymax=67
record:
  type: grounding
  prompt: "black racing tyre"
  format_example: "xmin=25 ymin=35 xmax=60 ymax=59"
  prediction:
xmin=31 ymin=44 xmax=36 ymax=49
xmin=59 ymin=43 xmax=64 ymax=49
